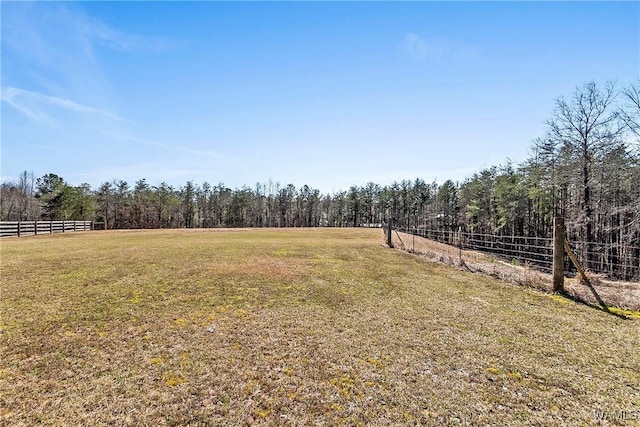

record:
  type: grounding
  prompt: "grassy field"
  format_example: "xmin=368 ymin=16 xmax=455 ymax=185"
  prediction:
xmin=1 ymin=228 xmax=639 ymax=426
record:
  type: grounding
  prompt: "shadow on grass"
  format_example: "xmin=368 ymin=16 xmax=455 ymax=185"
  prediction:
xmin=559 ymin=290 xmax=630 ymax=320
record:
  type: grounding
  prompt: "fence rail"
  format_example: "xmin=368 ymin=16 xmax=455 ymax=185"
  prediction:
xmin=397 ymin=226 xmax=639 ymax=281
xmin=0 ymin=221 xmax=93 ymax=237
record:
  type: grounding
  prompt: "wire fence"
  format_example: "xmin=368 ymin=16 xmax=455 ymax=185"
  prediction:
xmin=567 ymin=240 xmax=640 ymax=281
xmin=397 ymin=227 xmax=639 ymax=281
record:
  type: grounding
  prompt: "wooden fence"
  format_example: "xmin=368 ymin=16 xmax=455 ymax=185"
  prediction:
xmin=0 ymin=221 xmax=93 ymax=237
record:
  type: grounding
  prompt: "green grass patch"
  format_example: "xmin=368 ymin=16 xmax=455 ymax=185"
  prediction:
xmin=1 ymin=228 xmax=638 ymax=425
xmin=609 ymin=307 xmax=640 ymax=320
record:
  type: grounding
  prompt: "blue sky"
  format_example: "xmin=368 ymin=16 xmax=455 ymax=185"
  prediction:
xmin=2 ymin=1 xmax=638 ymax=194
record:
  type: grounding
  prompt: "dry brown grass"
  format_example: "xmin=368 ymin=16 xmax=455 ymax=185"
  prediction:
xmin=394 ymin=231 xmax=640 ymax=312
xmin=1 ymin=228 xmax=639 ymax=426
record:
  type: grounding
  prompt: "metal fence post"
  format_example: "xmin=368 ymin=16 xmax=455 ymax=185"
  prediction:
xmin=553 ymin=217 xmax=565 ymax=293
xmin=458 ymin=226 xmax=462 ymax=261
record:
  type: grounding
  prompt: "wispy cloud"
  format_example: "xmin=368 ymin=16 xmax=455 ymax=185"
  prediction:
xmin=1 ymin=88 xmax=54 ymax=125
xmin=402 ymin=33 xmax=478 ymax=63
xmin=1 ymin=86 xmax=124 ymax=125
xmin=79 ymin=156 xmax=241 ymax=189
xmin=102 ymin=132 xmax=228 ymax=160
xmin=83 ymin=162 xmax=210 ymax=186
xmin=2 ymin=3 xmax=177 ymax=123
xmin=90 ymin=20 xmax=178 ymax=54
xmin=403 ymin=33 xmax=430 ymax=62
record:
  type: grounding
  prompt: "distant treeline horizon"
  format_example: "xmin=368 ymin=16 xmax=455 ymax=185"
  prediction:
xmin=3 ymin=80 xmax=640 ymax=264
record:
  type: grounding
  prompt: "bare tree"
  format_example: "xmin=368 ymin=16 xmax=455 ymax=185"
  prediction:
xmin=546 ymin=81 xmax=622 ymax=249
xmin=17 ymin=171 xmax=38 ymax=220
xmin=620 ymin=81 xmax=640 ymax=147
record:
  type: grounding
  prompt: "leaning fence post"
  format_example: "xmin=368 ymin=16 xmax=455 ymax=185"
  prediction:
xmin=553 ymin=217 xmax=565 ymax=293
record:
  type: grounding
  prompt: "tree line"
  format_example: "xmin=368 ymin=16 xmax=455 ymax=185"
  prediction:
xmin=2 ymin=80 xmax=639 ymax=265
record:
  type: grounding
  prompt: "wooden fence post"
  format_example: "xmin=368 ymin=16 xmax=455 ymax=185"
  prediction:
xmin=563 ymin=240 xmax=588 ymax=283
xmin=564 ymin=239 xmax=611 ymax=313
xmin=386 ymin=223 xmax=393 ymax=248
xmin=553 ymin=217 xmax=565 ymax=293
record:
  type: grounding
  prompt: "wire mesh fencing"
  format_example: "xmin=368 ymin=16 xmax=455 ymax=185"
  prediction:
xmin=565 ymin=240 xmax=639 ymax=281
xmin=397 ymin=227 xmax=639 ymax=281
